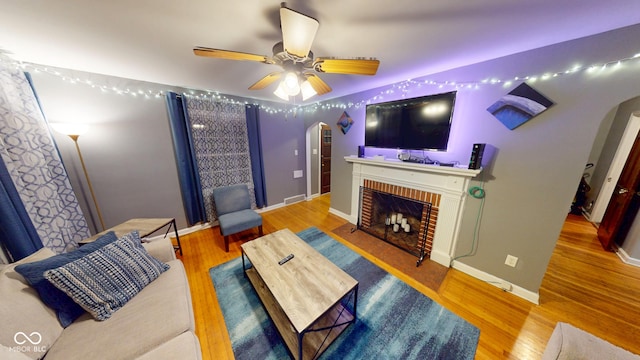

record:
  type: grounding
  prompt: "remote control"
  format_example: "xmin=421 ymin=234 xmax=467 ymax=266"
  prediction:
xmin=278 ymin=254 xmax=294 ymax=265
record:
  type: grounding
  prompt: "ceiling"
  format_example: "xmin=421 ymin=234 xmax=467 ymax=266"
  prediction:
xmin=1 ymin=0 xmax=639 ymax=104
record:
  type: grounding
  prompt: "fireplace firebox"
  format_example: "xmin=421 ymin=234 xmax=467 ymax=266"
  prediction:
xmin=358 ymin=186 xmax=433 ymax=266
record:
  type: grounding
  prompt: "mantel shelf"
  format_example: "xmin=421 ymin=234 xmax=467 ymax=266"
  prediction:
xmin=344 ymin=156 xmax=481 ymax=178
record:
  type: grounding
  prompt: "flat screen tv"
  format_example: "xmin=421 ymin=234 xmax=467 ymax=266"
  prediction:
xmin=364 ymin=91 xmax=456 ymax=151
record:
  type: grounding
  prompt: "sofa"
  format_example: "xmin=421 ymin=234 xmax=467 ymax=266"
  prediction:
xmin=0 ymin=231 xmax=201 ymax=360
xmin=542 ymin=322 xmax=640 ymax=360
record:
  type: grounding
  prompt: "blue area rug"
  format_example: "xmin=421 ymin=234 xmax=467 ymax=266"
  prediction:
xmin=209 ymin=227 xmax=480 ymax=359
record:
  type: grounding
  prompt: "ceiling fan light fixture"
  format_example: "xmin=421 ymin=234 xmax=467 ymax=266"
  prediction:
xmin=282 ymin=72 xmax=301 ymax=96
xmin=300 ymin=80 xmax=317 ymax=101
xmin=273 ymin=82 xmax=290 ymax=101
xmin=280 ymin=7 xmax=319 ymax=59
xmin=196 ymin=7 xmax=379 ymax=103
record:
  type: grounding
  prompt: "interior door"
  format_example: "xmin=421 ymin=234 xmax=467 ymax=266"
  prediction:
xmin=320 ymin=124 xmax=331 ymax=194
xmin=597 ymin=130 xmax=640 ymax=249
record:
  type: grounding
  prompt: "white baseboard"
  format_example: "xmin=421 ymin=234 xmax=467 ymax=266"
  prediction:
xmin=256 ymin=202 xmax=286 ymax=213
xmin=329 ymin=207 xmax=356 ymax=224
xmin=451 ymin=260 xmax=540 ymax=305
xmin=429 ymin=250 xmax=452 ymax=268
xmin=615 ymin=245 xmax=640 ymax=268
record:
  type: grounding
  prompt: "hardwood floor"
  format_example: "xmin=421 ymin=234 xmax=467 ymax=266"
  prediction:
xmin=176 ymin=194 xmax=640 ymax=359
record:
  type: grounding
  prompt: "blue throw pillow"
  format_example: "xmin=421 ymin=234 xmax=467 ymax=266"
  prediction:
xmin=44 ymin=231 xmax=170 ymax=321
xmin=15 ymin=231 xmax=119 ymax=327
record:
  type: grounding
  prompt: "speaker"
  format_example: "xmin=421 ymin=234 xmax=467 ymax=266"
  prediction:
xmin=358 ymin=145 xmax=365 ymax=158
xmin=469 ymin=143 xmax=485 ymax=169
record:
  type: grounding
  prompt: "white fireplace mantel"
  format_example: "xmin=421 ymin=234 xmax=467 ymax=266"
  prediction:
xmin=345 ymin=156 xmax=481 ymax=267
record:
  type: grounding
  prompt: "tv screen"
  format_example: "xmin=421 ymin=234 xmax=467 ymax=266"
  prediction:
xmin=365 ymin=91 xmax=456 ymax=151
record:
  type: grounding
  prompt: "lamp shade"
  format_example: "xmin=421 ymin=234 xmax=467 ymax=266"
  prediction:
xmin=282 ymin=72 xmax=301 ymax=96
xmin=50 ymin=123 xmax=89 ymax=136
xmin=300 ymin=80 xmax=317 ymax=101
xmin=280 ymin=7 xmax=318 ymax=59
xmin=273 ymin=83 xmax=290 ymax=101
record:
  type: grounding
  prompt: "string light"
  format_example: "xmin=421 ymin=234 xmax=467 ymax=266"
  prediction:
xmin=1 ymin=50 xmax=639 ymax=115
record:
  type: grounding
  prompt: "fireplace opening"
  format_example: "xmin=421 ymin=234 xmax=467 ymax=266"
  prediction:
xmin=358 ymin=186 xmax=433 ymax=266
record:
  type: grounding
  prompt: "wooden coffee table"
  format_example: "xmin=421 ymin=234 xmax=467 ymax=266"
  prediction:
xmin=241 ymin=229 xmax=358 ymax=360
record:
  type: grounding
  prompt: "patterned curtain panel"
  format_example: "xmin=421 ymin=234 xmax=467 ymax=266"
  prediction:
xmin=0 ymin=58 xmax=90 ymax=255
xmin=184 ymin=96 xmax=256 ymax=222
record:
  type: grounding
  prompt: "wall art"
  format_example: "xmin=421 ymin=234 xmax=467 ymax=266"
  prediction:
xmin=337 ymin=111 xmax=354 ymax=134
xmin=487 ymin=82 xmax=554 ymax=130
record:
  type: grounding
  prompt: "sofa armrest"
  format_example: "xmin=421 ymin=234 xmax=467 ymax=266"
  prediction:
xmin=142 ymin=237 xmax=177 ymax=263
xmin=542 ymin=322 xmax=640 ymax=360
xmin=1 ymin=344 xmax=33 ymax=360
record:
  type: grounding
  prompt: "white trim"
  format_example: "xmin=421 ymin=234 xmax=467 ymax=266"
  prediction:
xmin=589 ymin=112 xmax=640 ymax=223
xmin=345 ymin=156 xmax=482 ymax=177
xmin=305 ymin=123 xmax=312 ymax=198
xmin=329 ymin=207 xmax=355 ymax=224
xmin=452 ymin=260 xmax=540 ymax=304
xmin=304 ymin=121 xmax=327 ymax=199
xmin=614 ymin=244 xmax=640 ymax=268
xmin=256 ymin=202 xmax=286 ymax=212
xmin=306 ymin=193 xmax=320 ymax=201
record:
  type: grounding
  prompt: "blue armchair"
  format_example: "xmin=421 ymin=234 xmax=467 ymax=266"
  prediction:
xmin=212 ymin=184 xmax=263 ymax=252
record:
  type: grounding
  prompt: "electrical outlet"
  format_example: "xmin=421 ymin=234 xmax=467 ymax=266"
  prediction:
xmin=505 ymin=255 xmax=518 ymax=267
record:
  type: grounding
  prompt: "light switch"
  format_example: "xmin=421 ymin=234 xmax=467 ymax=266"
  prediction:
xmin=294 ymin=149 xmax=298 ymax=156
xmin=293 ymin=170 xmax=303 ymax=178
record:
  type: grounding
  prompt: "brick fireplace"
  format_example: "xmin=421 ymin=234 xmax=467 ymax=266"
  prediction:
xmin=359 ymin=179 xmax=439 ymax=265
xmin=345 ymin=156 xmax=480 ymax=267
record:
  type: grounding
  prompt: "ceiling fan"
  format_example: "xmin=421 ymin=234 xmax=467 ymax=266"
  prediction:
xmin=193 ymin=4 xmax=380 ymax=101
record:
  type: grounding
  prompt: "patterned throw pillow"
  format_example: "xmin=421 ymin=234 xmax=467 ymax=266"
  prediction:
xmin=44 ymin=231 xmax=170 ymax=321
xmin=15 ymin=231 xmax=119 ymax=327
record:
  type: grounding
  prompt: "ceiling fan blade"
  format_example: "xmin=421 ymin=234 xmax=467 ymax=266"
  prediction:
xmin=249 ymin=72 xmax=283 ymax=90
xmin=313 ymin=58 xmax=380 ymax=75
xmin=280 ymin=7 xmax=319 ymax=59
xmin=193 ymin=47 xmax=270 ymax=63
xmin=304 ymin=73 xmax=332 ymax=95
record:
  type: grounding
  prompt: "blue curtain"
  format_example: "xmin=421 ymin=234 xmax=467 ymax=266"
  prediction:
xmin=0 ymin=159 xmax=43 ymax=261
xmin=246 ymin=104 xmax=267 ymax=207
xmin=165 ymin=92 xmax=207 ymax=226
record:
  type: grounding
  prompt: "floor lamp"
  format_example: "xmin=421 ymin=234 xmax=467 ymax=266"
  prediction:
xmin=51 ymin=123 xmax=106 ymax=231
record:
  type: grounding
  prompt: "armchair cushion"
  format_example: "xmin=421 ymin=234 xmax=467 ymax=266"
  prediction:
xmin=217 ymin=209 xmax=263 ymax=236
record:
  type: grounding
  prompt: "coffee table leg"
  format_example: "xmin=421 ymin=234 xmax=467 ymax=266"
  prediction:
xmin=353 ymin=284 xmax=358 ymax=325
xmin=241 ymin=251 xmax=247 ymax=278
xmin=298 ymin=332 xmax=304 ymax=360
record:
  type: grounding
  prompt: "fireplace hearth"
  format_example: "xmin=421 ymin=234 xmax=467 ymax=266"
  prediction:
xmin=358 ymin=186 xmax=433 ymax=266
